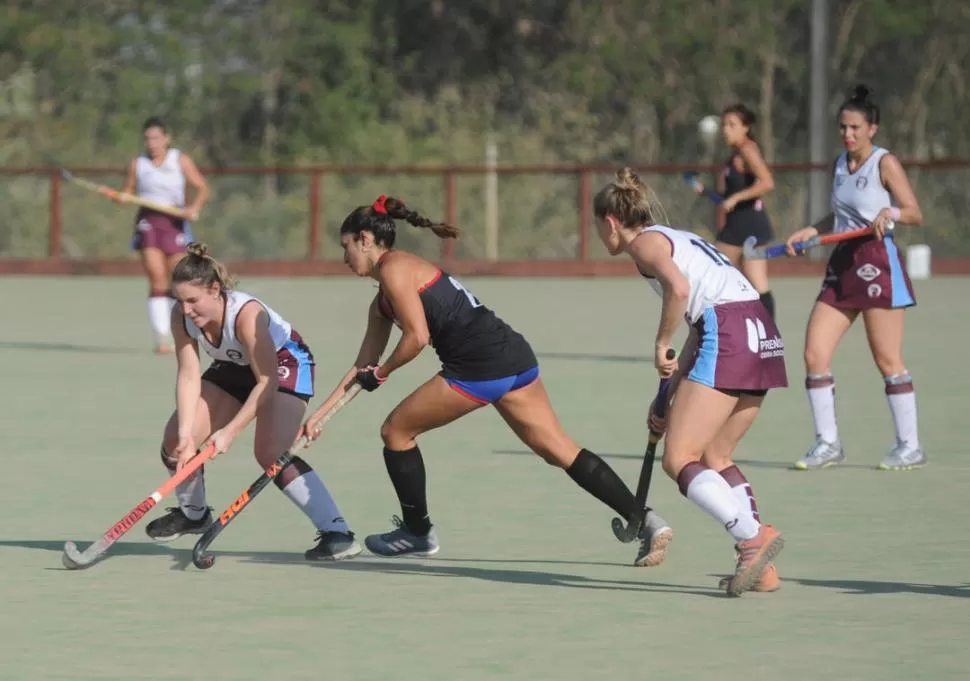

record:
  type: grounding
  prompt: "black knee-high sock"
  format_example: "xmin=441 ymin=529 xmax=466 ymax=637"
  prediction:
xmin=566 ymin=449 xmax=644 ymax=524
xmin=383 ymin=446 xmax=432 ymax=535
xmin=760 ymin=291 xmax=776 ymax=319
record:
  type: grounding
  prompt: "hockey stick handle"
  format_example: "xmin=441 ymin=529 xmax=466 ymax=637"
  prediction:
xmin=683 ymin=171 xmax=724 ymax=205
xmin=743 ymin=226 xmax=877 ymax=260
xmin=60 ymin=168 xmax=189 ymax=219
xmin=191 ymin=383 xmax=363 ymax=569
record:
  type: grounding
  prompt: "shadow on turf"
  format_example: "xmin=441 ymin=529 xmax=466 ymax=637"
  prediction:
xmin=1 ymin=539 xmax=724 ymax=596
xmin=0 ymin=340 xmax=145 ymax=355
xmin=782 ymin=577 xmax=970 ymax=599
xmin=493 ymin=449 xmax=877 ymax=471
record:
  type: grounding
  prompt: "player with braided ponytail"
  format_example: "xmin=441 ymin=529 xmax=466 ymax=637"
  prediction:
xmin=300 ymin=196 xmax=673 ymax=564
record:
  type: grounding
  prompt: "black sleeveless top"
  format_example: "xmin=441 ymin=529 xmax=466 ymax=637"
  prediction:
xmin=723 ymin=150 xmax=766 ymax=214
xmin=377 ymin=269 xmax=537 ymax=381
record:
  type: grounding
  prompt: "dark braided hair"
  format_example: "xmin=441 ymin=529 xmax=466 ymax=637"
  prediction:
xmin=339 ymin=195 xmax=459 ymax=248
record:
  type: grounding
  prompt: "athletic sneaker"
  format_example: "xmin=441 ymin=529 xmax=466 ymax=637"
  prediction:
xmin=364 ymin=515 xmax=440 ymax=557
xmin=634 ymin=510 xmax=674 ymax=567
xmin=153 ymin=333 xmax=175 ymax=355
xmin=878 ymin=441 xmax=927 ymax=471
xmin=724 ymin=524 xmax=785 ymax=597
xmin=719 ymin=562 xmax=781 ymax=592
xmin=145 ymin=506 xmax=213 ymax=542
xmin=304 ymin=531 xmax=363 ymax=561
xmin=793 ymin=438 xmax=845 ymax=470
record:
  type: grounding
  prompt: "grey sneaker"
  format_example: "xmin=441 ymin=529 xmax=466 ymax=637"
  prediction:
xmin=365 ymin=515 xmax=440 ymax=557
xmin=634 ymin=510 xmax=674 ymax=567
xmin=304 ymin=531 xmax=363 ymax=561
xmin=878 ymin=441 xmax=927 ymax=471
xmin=793 ymin=438 xmax=845 ymax=470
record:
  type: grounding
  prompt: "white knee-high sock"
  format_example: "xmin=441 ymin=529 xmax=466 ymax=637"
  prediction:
xmin=678 ymin=462 xmax=759 ymax=541
xmin=885 ymin=373 xmax=919 ymax=448
xmin=806 ymin=373 xmax=838 ymax=443
xmin=274 ymin=457 xmax=350 ymax=533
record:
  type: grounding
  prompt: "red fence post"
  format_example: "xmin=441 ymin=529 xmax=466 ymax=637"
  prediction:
xmin=443 ymin=171 xmax=456 ymax=261
xmin=308 ymin=171 xmax=321 ymax=260
xmin=578 ymin=170 xmax=591 ymax=261
xmin=49 ymin=169 xmax=62 ymax=258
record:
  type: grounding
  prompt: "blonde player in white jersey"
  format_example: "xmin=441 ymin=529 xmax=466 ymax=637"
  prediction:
xmin=116 ymin=117 xmax=210 ymax=354
xmin=593 ymin=168 xmax=786 ymax=596
xmin=786 ymin=85 xmax=925 ymax=472
xmin=143 ymin=242 xmax=362 ymax=562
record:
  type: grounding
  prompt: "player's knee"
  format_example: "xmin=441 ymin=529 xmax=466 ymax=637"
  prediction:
xmin=803 ymin=344 xmax=830 ymax=373
xmin=874 ymin=354 xmax=905 ymax=377
xmin=380 ymin=417 xmax=411 ymax=450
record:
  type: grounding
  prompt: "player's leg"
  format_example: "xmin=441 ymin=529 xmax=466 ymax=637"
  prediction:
xmin=252 ymin=390 xmax=362 ymax=560
xmin=140 ymin=245 xmax=175 ymax=354
xmin=149 ymin=380 xmax=241 ymax=541
xmin=492 ymin=375 xmax=673 ymax=563
xmin=862 ymin=308 xmax=925 ymax=470
xmin=364 ymin=374 xmax=485 ymax=557
xmin=663 ymin=379 xmax=782 ymax=594
xmin=793 ymin=300 xmax=858 ymax=469
xmin=703 ymin=392 xmax=781 ymax=592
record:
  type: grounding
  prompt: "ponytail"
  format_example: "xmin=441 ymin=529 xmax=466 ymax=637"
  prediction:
xmin=171 ymin=242 xmax=236 ymax=291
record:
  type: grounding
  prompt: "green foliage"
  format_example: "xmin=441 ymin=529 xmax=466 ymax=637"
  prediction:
xmin=0 ymin=0 xmax=968 ymax=257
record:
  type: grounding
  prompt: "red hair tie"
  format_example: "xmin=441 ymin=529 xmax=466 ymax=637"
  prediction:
xmin=372 ymin=194 xmax=388 ymax=214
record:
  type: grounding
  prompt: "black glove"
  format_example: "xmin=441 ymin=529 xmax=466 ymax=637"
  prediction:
xmin=356 ymin=365 xmax=387 ymax=392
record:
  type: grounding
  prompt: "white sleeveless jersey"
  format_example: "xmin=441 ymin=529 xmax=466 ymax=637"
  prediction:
xmin=135 ymin=149 xmax=185 ymax=208
xmin=184 ymin=291 xmax=292 ymax=366
xmin=831 ymin=147 xmax=893 ymax=233
xmin=638 ymin=225 xmax=759 ymax=323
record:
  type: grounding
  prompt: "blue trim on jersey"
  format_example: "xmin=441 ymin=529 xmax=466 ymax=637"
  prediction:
xmin=883 ymin=235 xmax=914 ymax=308
xmin=446 ymin=366 xmax=540 ymax=404
xmin=283 ymin=338 xmax=314 ymax=396
xmin=688 ymin=307 xmax=719 ymax=387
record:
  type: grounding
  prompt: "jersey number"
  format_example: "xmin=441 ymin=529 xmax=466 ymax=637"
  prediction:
xmin=691 ymin=238 xmax=732 ymax=267
xmin=449 ymin=276 xmax=482 ymax=308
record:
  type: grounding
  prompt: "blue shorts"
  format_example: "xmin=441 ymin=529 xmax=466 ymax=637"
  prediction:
xmin=445 ymin=366 xmax=540 ymax=404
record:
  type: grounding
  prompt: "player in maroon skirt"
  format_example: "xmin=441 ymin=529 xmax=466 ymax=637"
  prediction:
xmin=594 ymin=167 xmax=787 ymax=596
xmin=144 ymin=243 xmax=362 ymax=561
xmin=112 ymin=117 xmax=209 ymax=354
xmin=299 ymin=195 xmax=673 ymax=566
xmin=787 ymin=85 xmax=926 ymax=471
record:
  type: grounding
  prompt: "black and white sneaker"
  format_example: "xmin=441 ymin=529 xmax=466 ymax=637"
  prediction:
xmin=145 ymin=507 xmax=213 ymax=542
xmin=304 ymin=531 xmax=363 ymax=561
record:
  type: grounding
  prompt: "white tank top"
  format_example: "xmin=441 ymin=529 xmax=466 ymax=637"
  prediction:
xmin=637 ymin=225 xmax=759 ymax=323
xmin=831 ymin=147 xmax=893 ymax=233
xmin=135 ymin=149 xmax=185 ymax=208
xmin=184 ymin=291 xmax=292 ymax=365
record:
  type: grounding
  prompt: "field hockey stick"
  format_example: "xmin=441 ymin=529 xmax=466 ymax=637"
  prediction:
xmin=192 ymin=383 xmax=363 ymax=570
xmin=62 ymin=443 xmax=218 ymax=570
xmin=743 ymin=225 xmax=879 ymax=260
xmin=60 ymin=168 xmax=188 ymax=220
xmin=611 ymin=348 xmax=677 ymax=543
xmin=682 ymin=171 xmax=724 ymax=205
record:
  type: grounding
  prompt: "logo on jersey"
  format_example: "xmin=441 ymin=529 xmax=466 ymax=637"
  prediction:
xmin=867 ymin=283 xmax=883 ymax=299
xmin=745 ymin=317 xmax=784 ymax=359
xmin=226 ymin=349 xmax=243 ymax=361
xmin=278 ymin=366 xmax=291 ymax=380
xmin=835 ymin=174 xmax=846 ymax=187
xmin=855 ymin=176 xmax=869 ymax=190
xmin=856 ymin=263 xmax=881 ymax=282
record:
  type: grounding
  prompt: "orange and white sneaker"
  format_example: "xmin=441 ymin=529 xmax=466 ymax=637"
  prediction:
xmin=725 ymin=524 xmax=784 ymax=597
xmin=153 ymin=334 xmax=175 ymax=355
xmin=719 ymin=563 xmax=781 ymax=592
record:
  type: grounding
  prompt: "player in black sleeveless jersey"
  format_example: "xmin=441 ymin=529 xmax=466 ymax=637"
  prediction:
xmin=299 ymin=195 xmax=673 ymax=565
xmin=692 ymin=104 xmax=778 ymax=318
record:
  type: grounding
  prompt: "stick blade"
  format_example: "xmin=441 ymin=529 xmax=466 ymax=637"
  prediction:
xmin=611 ymin=517 xmax=638 ymax=543
xmin=742 ymin=236 xmax=763 ymax=260
xmin=62 ymin=539 xmax=105 ymax=569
